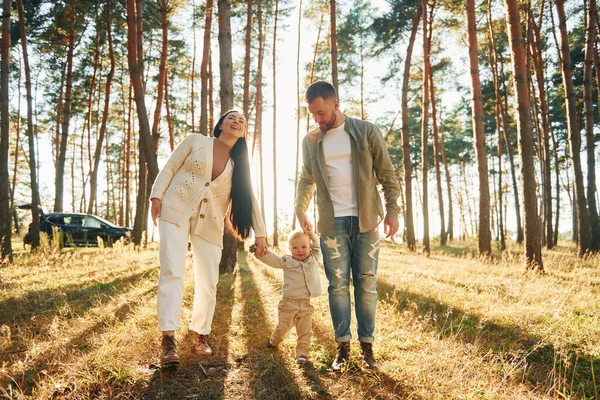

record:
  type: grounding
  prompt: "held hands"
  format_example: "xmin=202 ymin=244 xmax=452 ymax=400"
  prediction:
xmin=151 ymin=198 xmax=162 ymax=227
xmin=383 ymin=213 xmax=399 ymax=238
xmin=297 ymin=213 xmax=313 ymax=233
xmin=253 ymin=236 xmax=268 ymax=257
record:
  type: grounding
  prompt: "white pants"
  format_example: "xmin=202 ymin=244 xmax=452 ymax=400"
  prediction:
xmin=157 ymin=218 xmax=222 ymax=334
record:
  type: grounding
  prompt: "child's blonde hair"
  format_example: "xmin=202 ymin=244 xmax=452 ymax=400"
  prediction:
xmin=287 ymin=230 xmax=312 ymax=248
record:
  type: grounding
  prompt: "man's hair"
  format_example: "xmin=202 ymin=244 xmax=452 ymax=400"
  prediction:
xmin=305 ymin=80 xmax=337 ymax=103
xmin=288 ymin=230 xmax=311 ymax=247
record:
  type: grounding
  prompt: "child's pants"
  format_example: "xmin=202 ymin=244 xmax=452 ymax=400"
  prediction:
xmin=270 ymin=297 xmax=314 ymax=357
xmin=157 ymin=219 xmax=222 ymax=334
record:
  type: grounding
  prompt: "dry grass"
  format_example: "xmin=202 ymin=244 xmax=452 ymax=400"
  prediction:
xmin=0 ymin=236 xmax=598 ymax=399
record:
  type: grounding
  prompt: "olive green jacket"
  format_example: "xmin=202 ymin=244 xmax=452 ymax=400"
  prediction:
xmin=294 ymin=116 xmax=400 ymax=237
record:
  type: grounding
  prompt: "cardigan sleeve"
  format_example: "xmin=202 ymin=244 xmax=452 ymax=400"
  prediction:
xmin=250 ymin=191 xmax=267 ymax=238
xmin=150 ymin=135 xmax=196 ymax=200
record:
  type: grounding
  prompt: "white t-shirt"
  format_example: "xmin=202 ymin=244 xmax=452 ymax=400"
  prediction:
xmin=322 ymin=123 xmax=358 ymax=217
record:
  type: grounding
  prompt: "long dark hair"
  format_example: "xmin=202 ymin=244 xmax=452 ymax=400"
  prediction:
xmin=213 ymin=110 xmax=254 ymax=240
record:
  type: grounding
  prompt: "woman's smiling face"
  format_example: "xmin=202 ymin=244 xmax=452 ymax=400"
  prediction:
xmin=219 ymin=111 xmax=247 ymax=140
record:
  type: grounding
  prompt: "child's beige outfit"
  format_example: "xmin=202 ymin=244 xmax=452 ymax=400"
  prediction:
xmin=256 ymin=232 xmax=323 ymax=358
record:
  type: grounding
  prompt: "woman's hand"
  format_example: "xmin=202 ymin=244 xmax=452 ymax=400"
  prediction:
xmin=151 ymin=198 xmax=162 ymax=226
xmin=254 ymin=236 xmax=268 ymax=257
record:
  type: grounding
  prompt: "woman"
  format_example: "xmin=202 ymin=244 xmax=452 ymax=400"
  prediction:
xmin=150 ymin=110 xmax=268 ymax=367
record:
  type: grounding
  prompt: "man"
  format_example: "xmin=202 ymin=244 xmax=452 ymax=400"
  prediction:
xmin=295 ymin=80 xmax=400 ymax=371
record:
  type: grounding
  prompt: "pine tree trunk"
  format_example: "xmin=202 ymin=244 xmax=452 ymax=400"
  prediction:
xmin=217 ymin=0 xmax=237 ymax=273
xmin=165 ymin=72 xmax=175 ymax=150
xmin=272 ymin=0 xmax=279 ymax=247
xmin=199 ymin=0 xmax=213 ymax=136
xmin=529 ymin=6 xmax=553 ymax=249
xmin=243 ymin=0 xmax=253 ymax=118
xmin=401 ymin=4 xmax=421 ymax=251
xmin=0 ymin=0 xmax=12 ymax=260
xmin=584 ymin=0 xmax=600 ymax=251
xmin=151 ymin=0 xmax=169 ymax=150
xmin=486 ymin=1 xmax=505 ymax=249
xmin=125 ymin=85 xmax=132 ymax=228
xmin=190 ymin=7 xmax=196 ymax=133
xmin=218 ymin=0 xmax=233 ymax=114
xmin=89 ymin=2 xmax=115 ymax=214
xmin=466 ymin=0 xmax=491 ymax=256
xmin=256 ymin=0 xmax=266 ymax=222
xmin=292 ymin=0 xmax=303 ymax=230
xmin=329 ymin=0 xmax=338 ymax=93
xmin=429 ymin=63 xmax=446 ymax=246
xmin=127 ymin=0 xmax=159 ymax=246
xmin=504 ymin=0 xmax=543 ymax=269
xmin=555 ymin=0 xmax=590 ymax=256
xmin=499 ymin=57 xmax=523 ymax=243
xmin=439 ymin=112 xmax=454 ymax=241
xmin=54 ymin=24 xmax=76 ymax=213
xmin=421 ymin=0 xmax=430 ymax=255
xmin=10 ymin=67 xmax=22 ymax=235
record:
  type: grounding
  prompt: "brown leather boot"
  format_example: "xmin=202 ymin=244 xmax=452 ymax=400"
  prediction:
xmin=160 ymin=335 xmax=180 ymax=367
xmin=193 ymin=333 xmax=213 ymax=356
xmin=331 ymin=341 xmax=350 ymax=372
xmin=359 ymin=341 xmax=378 ymax=370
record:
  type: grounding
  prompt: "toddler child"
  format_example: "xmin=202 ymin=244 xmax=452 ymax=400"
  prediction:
xmin=251 ymin=230 xmax=323 ymax=364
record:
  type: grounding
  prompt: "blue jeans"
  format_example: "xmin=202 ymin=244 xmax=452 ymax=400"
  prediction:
xmin=321 ymin=216 xmax=380 ymax=343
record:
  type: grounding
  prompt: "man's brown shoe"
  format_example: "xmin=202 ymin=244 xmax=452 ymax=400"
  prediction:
xmin=359 ymin=341 xmax=378 ymax=370
xmin=193 ymin=333 xmax=213 ymax=356
xmin=160 ymin=335 xmax=180 ymax=367
xmin=332 ymin=341 xmax=350 ymax=372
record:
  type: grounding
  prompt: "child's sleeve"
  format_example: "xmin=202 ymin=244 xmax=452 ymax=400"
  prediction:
xmin=256 ymin=250 xmax=285 ymax=269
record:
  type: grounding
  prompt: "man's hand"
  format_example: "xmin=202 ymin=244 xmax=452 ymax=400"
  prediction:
xmin=297 ymin=213 xmax=313 ymax=233
xmin=151 ymin=198 xmax=162 ymax=227
xmin=383 ymin=214 xmax=399 ymax=238
xmin=254 ymin=236 xmax=268 ymax=257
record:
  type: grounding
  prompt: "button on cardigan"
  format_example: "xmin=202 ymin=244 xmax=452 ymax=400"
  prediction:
xmin=150 ymin=134 xmax=266 ymax=247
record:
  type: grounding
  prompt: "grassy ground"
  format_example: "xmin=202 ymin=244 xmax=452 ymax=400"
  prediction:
xmin=0 ymin=236 xmax=598 ymax=399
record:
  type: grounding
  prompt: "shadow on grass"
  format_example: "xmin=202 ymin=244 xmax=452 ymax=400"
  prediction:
xmin=377 ymin=279 xmax=600 ymax=398
xmin=254 ymin=258 xmax=417 ymax=400
xmin=140 ymin=268 xmax=238 ymax=400
xmin=0 ymin=269 xmax=155 ymax=360
xmin=1 ymin=284 xmax=156 ymax=397
xmin=238 ymin=251 xmax=304 ymax=400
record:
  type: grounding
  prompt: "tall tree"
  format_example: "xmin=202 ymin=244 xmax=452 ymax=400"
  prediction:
xmin=151 ymin=0 xmax=170 ymax=149
xmin=528 ymin=4 xmax=553 ymax=249
xmin=466 ymin=0 xmax=491 ymax=256
xmin=504 ymin=0 xmax=543 ymax=269
xmin=421 ymin=0 xmax=430 ymax=255
xmin=292 ymin=0 xmax=302 ymax=230
xmin=0 ymin=0 xmax=12 ymax=260
xmin=217 ymin=0 xmax=237 ymax=273
xmin=54 ymin=3 xmax=77 ymax=212
xmin=127 ymin=0 xmax=159 ymax=246
xmin=89 ymin=1 xmax=116 ymax=214
xmin=584 ymin=0 xmax=600 ymax=250
xmin=218 ymin=0 xmax=233 ymax=114
xmin=330 ymin=0 xmax=339 ymax=92
xmin=243 ymin=0 xmax=253 ymax=117
xmin=16 ymin=0 xmax=41 ymax=249
xmin=428 ymin=5 xmax=446 ymax=246
xmin=272 ymin=0 xmax=279 ymax=247
xmin=486 ymin=0 xmax=505 ymax=250
xmin=401 ymin=3 xmax=421 ymax=251
xmin=555 ymin=0 xmax=590 ymax=256
xmin=199 ymin=0 xmax=213 ymax=135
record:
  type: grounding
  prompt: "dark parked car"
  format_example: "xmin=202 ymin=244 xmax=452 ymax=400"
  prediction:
xmin=24 ymin=212 xmax=132 ymax=247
